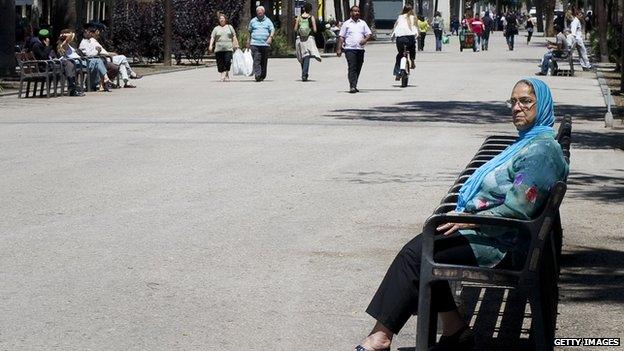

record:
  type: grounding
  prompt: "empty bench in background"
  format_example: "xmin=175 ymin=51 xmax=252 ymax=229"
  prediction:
xmin=416 ymin=116 xmax=572 ymax=351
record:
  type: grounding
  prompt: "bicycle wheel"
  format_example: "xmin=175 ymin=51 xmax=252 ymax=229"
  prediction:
xmin=400 ymin=69 xmax=408 ymax=87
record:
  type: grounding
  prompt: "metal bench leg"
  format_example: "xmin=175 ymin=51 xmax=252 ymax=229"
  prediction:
xmin=18 ymin=75 xmax=25 ymax=98
xmin=417 ymin=274 xmax=433 ymax=350
xmin=530 ymin=288 xmax=546 ymax=351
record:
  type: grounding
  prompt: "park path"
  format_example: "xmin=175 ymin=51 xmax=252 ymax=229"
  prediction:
xmin=0 ymin=33 xmax=622 ymax=350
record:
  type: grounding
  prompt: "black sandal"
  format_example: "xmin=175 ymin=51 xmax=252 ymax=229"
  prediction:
xmin=355 ymin=345 xmax=390 ymax=351
xmin=428 ymin=325 xmax=475 ymax=351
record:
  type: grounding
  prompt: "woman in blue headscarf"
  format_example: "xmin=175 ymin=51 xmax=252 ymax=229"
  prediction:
xmin=354 ymin=79 xmax=568 ymax=351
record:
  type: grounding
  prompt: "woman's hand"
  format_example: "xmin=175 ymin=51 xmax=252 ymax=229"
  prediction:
xmin=208 ymin=45 xmax=213 ymax=53
xmin=436 ymin=211 xmax=478 ymax=236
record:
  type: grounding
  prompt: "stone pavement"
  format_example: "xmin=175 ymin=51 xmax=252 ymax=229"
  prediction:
xmin=0 ymin=33 xmax=622 ymax=350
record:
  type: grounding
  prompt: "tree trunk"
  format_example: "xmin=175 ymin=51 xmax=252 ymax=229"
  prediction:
xmin=361 ymin=0 xmax=375 ymax=34
xmin=544 ymin=0 xmax=555 ymax=36
xmin=596 ymin=0 xmax=609 ymax=62
xmin=51 ymin=0 xmax=76 ymax=42
xmin=242 ymin=0 xmax=252 ymax=24
xmin=620 ymin=0 xmax=624 ymax=91
xmin=535 ymin=0 xmax=544 ymax=32
xmin=76 ymin=0 xmax=85 ymax=31
xmin=163 ymin=0 xmax=172 ymax=65
xmin=281 ymin=0 xmax=294 ymax=47
xmin=0 ymin=0 xmax=16 ymax=77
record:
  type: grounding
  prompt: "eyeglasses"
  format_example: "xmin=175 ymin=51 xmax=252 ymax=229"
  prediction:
xmin=506 ymin=97 xmax=536 ymax=109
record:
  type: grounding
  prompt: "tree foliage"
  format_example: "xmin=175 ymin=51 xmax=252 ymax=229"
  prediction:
xmin=112 ymin=0 xmax=245 ymax=64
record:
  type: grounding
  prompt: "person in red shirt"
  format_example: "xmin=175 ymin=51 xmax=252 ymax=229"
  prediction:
xmin=470 ymin=14 xmax=485 ymax=51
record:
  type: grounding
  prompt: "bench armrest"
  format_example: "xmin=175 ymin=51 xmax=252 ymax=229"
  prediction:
xmin=421 ymin=213 xmax=533 ymax=263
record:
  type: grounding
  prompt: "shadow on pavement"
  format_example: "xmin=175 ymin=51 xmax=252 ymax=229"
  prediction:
xmin=571 ymin=131 xmax=624 ymax=150
xmin=567 ymin=171 xmax=624 ymax=203
xmin=327 ymin=100 xmax=605 ymax=124
xmin=559 ymin=246 xmax=624 ymax=304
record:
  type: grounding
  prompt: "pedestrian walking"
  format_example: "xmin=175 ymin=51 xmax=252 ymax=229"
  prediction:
xmin=584 ymin=10 xmax=593 ymax=40
xmin=450 ymin=16 xmax=459 ymax=35
xmin=504 ymin=12 xmax=518 ymax=50
xmin=247 ymin=6 xmax=275 ymax=82
xmin=482 ymin=11 xmax=494 ymax=50
xmin=294 ymin=2 xmax=322 ymax=82
xmin=336 ymin=5 xmax=372 ymax=94
xmin=391 ymin=4 xmax=418 ymax=79
xmin=470 ymin=13 xmax=484 ymax=52
xmin=526 ymin=17 xmax=534 ymax=44
xmin=432 ymin=11 xmax=445 ymax=51
xmin=416 ymin=15 xmax=429 ymax=51
xmin=209 ymin=14 xmax=239 ymax=82
xmin=569 ymin=10 xmax=592 ymax=71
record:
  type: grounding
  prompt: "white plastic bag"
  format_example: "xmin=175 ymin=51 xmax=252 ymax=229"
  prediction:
xmin=232 ymin=49 xmax=246 ymax=76
xmin=242 ymin=49 xmax=254 ymax=76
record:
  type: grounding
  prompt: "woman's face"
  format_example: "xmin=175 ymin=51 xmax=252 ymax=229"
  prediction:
xmin=510 ymin=83 xmax=537 ymax=131
xmin=219 ymin=16 xmax=226 ymax=26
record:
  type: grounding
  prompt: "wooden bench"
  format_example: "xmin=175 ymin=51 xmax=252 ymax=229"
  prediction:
xmin=548 ymin=49 xmax=574 ymax=77
xmin=416 ymin=116 xmax=572 ymax=351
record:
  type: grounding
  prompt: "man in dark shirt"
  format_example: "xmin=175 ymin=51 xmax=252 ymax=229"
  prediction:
xmin=482 ymin=12 xmax=494 ymax=50
xmin=30 ymin=29 xmax=54 ymax=60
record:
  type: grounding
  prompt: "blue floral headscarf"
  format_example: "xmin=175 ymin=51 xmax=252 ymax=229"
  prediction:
xmin=456 ymin=78 xmax=556 ymax=212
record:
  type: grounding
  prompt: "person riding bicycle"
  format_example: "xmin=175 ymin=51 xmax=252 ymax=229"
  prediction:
xmin=391 ymin=4 xmax=418 ymax=80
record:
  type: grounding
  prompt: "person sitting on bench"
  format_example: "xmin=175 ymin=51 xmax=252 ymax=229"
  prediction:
xmin=536 ymin=28 xmax=572 ymax=76
xmin=354 ymin=79 xmax=569 ymax=351
xmin=30 ymin=29 xmax=84 ymax=97
xmin=57 ymin=29 xmax=116 ymax=92
xmin=79 ymin=25 xmax=141 ymax=88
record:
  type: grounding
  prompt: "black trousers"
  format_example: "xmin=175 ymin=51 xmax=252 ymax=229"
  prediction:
xmin=418 ymin=33 xmax=426 ymax=51
xmin=366 ymin=234 xmax=479 ymax=334
xmin=62 ymin=60 xmax=77 ymax=92
xmin=215 ymin=51 xmax=233 ymax=73
xmin=251 ymin=45 xmax=269 ymax=81
xmin=344 ymin=49 xmax=365 ymax=89
xmin=394 ymin=36 xmax=416 ymax=76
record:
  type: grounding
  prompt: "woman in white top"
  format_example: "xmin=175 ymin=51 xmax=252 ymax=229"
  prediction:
xmin=391 ymin=5 xmax=418 ymax=79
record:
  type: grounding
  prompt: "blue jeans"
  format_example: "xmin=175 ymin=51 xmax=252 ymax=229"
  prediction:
xmin=434 ymin=29 xmax=443 ymax=51
xmin=506 ymin=34 xmax=515 ymax=49
xmin=88 ymin=58 xmax=107 ymax=90
xmin=540 ymin=51 xmax=554 ymax=74
xmin=474 ymin=35 xmax=482 ymax=50
xmin=301 ymin=56 xmax=310 ymax=79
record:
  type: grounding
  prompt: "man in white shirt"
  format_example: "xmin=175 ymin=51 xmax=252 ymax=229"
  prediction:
xmin=336 ymin=6 xmax=372 ymax=93
xmin=79 ymin=26 xmax=142 ymax=88
xmin=569 ymin=10 xmax=592 ymax=70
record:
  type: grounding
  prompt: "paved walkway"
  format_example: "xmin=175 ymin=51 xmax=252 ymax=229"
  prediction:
xmin=1 ymin=33 xmax=622 ymax=350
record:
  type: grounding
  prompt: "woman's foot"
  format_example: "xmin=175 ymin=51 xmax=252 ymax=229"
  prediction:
xmin=357 ymin=322 xmax=393 ymax=351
